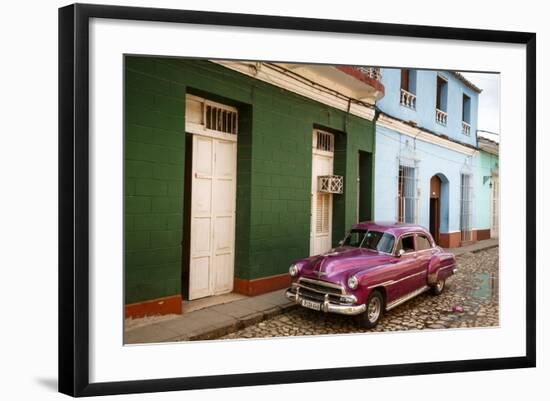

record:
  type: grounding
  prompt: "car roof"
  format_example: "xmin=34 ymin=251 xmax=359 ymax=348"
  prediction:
xmin=351 ymin=221 xmax=431 ymax=238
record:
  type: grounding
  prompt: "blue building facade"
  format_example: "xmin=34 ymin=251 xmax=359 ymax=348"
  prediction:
xmin=374 ymin=68 xmax=484 ymax=248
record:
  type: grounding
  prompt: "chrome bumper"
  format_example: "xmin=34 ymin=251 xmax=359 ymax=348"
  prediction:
xmin=285 ymin=289 xmax=366 ymax=316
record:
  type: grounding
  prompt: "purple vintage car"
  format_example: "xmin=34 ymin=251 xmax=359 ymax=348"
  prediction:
xmin=285 ymin=222 xmax=457 ymax=328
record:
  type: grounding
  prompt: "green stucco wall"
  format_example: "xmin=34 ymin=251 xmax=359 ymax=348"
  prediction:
xmin=475 ymin=150 xmax=499 ymax=231
xmin=125 ymin=57 xmax=375 ymax=304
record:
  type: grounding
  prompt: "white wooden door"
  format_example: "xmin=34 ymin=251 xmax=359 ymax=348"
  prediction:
xmin=189 ymin=134 xmax=237 ymax=300
xmin=310 ymin=131 xmax=334 ymax=256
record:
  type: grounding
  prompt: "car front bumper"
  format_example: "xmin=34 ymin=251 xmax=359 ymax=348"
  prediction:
xmin=285 ymin=289 xmax=366 ymax=316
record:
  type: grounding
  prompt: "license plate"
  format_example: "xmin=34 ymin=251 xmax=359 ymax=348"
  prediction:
xmin=301 ymin=299 xmax=321 ymax=311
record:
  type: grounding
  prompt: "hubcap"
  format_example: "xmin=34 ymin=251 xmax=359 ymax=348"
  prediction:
xmin=367 ymin=296 xmax=381 ymax=323
xmin=436 ymin=280 xmax=444 ymax=291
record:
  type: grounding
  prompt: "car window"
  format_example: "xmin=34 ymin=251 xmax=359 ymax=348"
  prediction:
xmin=416 ymin=234 xmax=432 ymax=250
xmin=397 ymin=235 xmax=416 ymax=254
xmin=342 ymin=229 xmax=367 ymax=247
xmin=363 ymin=231 xmax=395 ymax=254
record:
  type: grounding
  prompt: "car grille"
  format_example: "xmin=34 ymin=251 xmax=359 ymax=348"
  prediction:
xmin=292 ymin=277 xmax=351 ymax=305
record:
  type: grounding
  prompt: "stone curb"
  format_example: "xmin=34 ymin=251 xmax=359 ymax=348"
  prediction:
xmin=470 ymin=244 xmax=499 ymax=253
xmin=175 ymin=303 xmax=298 ymax=342
xmin=448 ymin=240 xmax=499 ymax=257
xmin=125 ymin=288 xmax=299 ymax=344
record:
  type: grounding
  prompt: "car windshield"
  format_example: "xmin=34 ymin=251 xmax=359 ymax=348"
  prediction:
xmin=342 ymin=229 xmax=368 ymax=247
xmin=342 ymin=229 xmax=395 ymax=254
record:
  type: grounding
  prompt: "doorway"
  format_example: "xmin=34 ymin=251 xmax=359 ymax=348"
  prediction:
xmin=310 ymin=129 xmax=334 ymax=256
xmin=185 ymin=95 xmax=238 ymax=300
xmin=357 ymin=151 xmax=373 ymax=223
xmin=429 ymin=175 xmax=442 ymax=244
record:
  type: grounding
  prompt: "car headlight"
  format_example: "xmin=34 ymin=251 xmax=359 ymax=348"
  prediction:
xmin=347 ymin=275 xmax=359 ymax=290
xmin=289 ymin=264 xmax=299 ymax=277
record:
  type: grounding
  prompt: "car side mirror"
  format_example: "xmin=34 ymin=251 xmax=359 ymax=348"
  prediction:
xmin=397 ymin=249 xmax=405 ymax=257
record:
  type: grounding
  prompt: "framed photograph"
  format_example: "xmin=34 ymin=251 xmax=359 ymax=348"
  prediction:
xmin=58 ymin=3 xmax=536 ymax=397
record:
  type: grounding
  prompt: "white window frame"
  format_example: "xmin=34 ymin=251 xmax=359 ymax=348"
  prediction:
xmin=491 ymin=171 xmax=500 ymax=238
xmin=396 ymin=161 xmax=419 ymax=224
xmin=460 ymin=172 xmax=474 ymax=242
xmin=313 ymin=129 xmax=335 ymax=153
xmin=185 ymin=94 xmax=238 ymax=141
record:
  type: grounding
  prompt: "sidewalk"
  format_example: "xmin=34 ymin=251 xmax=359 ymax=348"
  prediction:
xmin=125 ymin=239 xmax=499 ymax=344
xmin=125 ymin=289 xmax=296 ymax=344
xmin=447 ymin=238 xmax=499 ymax=257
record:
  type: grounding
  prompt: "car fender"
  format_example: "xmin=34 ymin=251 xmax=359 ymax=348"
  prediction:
xmin=353 ymin=264 xmax=392 ymax=304
xmin=427 ymin=252 xmax=456 ymax=284
xmin=427 ymin=255 xmax=442 ymax=285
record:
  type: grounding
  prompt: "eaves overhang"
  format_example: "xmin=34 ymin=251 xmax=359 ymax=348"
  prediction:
xmin=376 ymin=112 xmax=479 ymax=157
xmin=278 ymin=63 xmax=385 ymax=103
xmin=212 ymin=60 xmax=378 ymax=121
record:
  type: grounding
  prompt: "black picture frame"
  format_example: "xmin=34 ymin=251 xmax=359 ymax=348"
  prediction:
xmin=59 ymin=3 xmax=536 ymax=397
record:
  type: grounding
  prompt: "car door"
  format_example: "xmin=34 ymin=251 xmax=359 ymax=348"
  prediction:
xmin=389 ymin=233 xmax=422 ymax=300
xmin=413 ymin=233 xmax=433 ymax=289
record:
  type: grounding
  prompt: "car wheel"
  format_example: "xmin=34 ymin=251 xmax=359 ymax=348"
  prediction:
xmin=358 ymin=290 xmax=384 ymax=329
xmin=431 ymin=278 xmax=446 ymax=295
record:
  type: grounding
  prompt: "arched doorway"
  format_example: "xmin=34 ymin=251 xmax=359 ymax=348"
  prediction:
xmin=429 ymin=174 xmax=449 ymax=245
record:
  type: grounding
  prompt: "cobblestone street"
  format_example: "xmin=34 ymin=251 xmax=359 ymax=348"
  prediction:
xmin=221 ymin=247 xmax=499 ymax=339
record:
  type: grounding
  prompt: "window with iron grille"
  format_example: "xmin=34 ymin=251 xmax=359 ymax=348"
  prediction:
xmin=318 ymin=175 xmax=343 ymax=194
xmin=397 ymin=165 xmax=418 ymax=224
xmin=314 ymin=129 xmax=334 ymax=152
xmin=460 ymin=173 xmax=474 ymax=242
xmin=204 ymin=102 xmax=238 ymax=134
xmin=492 ymin=177 xmax=499 ymax=237
xmin=316 ymin=193 xmax=330 ymax=234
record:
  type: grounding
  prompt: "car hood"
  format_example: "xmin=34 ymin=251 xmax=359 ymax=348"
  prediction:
xmin=297 ymin=247 xmax=395 ymax=282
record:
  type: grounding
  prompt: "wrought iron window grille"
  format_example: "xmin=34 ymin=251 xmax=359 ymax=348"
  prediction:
xmin=318 ymin=175 xmax=344 ymax=194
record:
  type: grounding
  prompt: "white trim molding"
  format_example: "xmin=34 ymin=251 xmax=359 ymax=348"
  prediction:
xmin=212 ymin=60 xmax=377 ymax=121
xmin=478 ymin=136 xmax=499 ymax=156
xmin=377 ymin=113 xmax=478 ymax=157
xmin=185 ymin=94 xmax=238 ymax=142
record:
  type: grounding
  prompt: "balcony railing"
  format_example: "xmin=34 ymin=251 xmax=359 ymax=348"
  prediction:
xmin=462 ymin=121 xmax=471 ymax=136
xmin=435 ymin=108 xmax=447 ymax=126
xmin=355 ymin=66 xmax=382 ymax=81
xmin=400 ymin=89 xmax=417 ymax=109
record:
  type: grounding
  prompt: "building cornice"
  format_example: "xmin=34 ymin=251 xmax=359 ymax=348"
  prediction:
xmin=212 ymin=60 xmax=377 ymax=121
xmin=451 ymin=71 xmax=483 ymax=93
xmin=478 ymin=137 xmax=499 ymax=156
xmin=376 ymin=113 xmax=478 ymax=156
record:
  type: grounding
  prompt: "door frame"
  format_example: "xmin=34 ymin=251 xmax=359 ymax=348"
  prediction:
xmin=429 ymin=198 xmax=440 ymax=244
xmin=357 ymin=150 xmax=373 ymax=223
xmin=429 ymin=174 xmax=443 ymax=244
xmin=185 ymin=95 xmax=238 ymax=300
xmin=310 ymin=129 xmax=335 ymax=256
